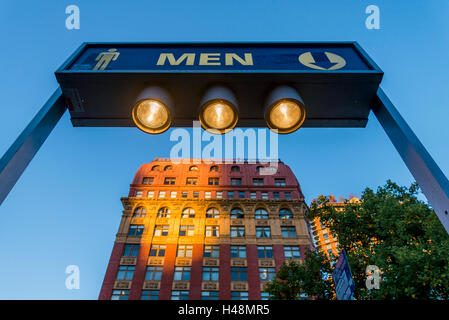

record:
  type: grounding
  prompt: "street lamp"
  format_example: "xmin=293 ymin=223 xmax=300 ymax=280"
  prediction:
xmin=264 ymin=86 xmax=306 ymax=134
xmin=131 ymin=87 xmax=172 ymax=134
xmin=199 ymin=86 xmax=239 ymax=134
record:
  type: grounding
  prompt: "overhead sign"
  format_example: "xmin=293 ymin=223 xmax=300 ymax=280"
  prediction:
xmin=332 ymin=249 xmax=355 ymax=300
xmin=65 ymin=43 xmax=373 ymax=72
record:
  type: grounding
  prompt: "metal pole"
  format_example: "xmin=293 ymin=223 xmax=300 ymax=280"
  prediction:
xmin=0 ymin=87 xmax=66 ymax=205
xmin=372 ymin=87 xmax=449 ymax=234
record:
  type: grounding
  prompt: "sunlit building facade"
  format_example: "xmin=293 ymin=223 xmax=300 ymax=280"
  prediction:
xmin=309 ymin=196 xmax=360 ymax=259
xmin=99 ymin=157 xmax=312 ymax=300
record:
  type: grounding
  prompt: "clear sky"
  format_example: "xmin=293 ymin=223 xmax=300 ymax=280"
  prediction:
xmin=0 ymin=0 xmax=448 ymax=299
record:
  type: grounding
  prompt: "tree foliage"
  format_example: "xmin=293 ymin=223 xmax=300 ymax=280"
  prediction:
xmin=264 ymin=249 xmax=335 ymax=300
xmin=308 ymin=180 xmax=449 ymax=299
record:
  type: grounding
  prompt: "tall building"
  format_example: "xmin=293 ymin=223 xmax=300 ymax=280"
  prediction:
xmin=99 ymin=157 xmax=313 ymax=300
xmin=309 ymin=196 xmax=359 ymax=259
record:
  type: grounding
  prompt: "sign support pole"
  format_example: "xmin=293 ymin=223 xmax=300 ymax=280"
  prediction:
xmin=0 ymin=88 xmax=66 ymax=205
xmin=372 ymin=87 xmax=449 ymax=234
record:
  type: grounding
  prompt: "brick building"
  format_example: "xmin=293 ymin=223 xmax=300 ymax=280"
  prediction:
xmin=99 ymin=157 xmax=313 ymax=300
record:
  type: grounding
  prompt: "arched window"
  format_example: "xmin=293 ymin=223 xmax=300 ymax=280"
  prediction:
xmin=279 ymin=208 xmax=293 ymax=219
xmin=157 ymin=207 xmax=171 ymax=218
xmin=210 ymin=165 xmax=219 ymax=172
xmin=230 ymin=208 xmax=244 ymax=219
xmin=164 ymin=165 xmax=173 ymax=171
xmin=255 ymin=208 xmax=268 ymax=219
xmin=189 ymin=165 xmax=198 ymax=171
xmin=181 ymin=207 xmax=195 ymax=218
xmin=231 ymin=166 xmax=240 ymax=173
xmin=206 ymin=208 xmax=220 ymax=218
xmin=133 ymin=206 xmax=146 ymax=218
xmin=151 ymin=165 xmax=160 ymax=171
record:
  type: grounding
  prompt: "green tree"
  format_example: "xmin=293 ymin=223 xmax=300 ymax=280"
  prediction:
xmin=308 ymin=180 xmax=449 ymax=299
xmin=264 ymin=249 xmax=335 ymax=300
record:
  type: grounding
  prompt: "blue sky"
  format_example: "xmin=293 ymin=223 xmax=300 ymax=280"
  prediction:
xmin=0 ymin=0 xmax=448 ymax=299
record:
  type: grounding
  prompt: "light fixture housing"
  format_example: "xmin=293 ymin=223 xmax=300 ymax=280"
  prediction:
xmin=132 ymin=86 xmax=173 ymax=134
xmin=264 ymin=86 xmax=306 ymax=134
xmin=199 ymin=86 xmax=239 ymax=134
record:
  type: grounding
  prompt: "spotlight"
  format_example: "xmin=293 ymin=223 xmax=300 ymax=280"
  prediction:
xmin=199 ymin=86 xmax=239 ymax=134
xmin=265 ymin=86 xmax=306 ymax=134
xmin=132 ymin=87 xmax=172 ymax=134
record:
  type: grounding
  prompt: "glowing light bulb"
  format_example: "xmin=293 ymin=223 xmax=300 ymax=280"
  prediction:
xmin=199 ymin=100 xmax=238 ymax=134
xmin=266 ymin=99 xmax=305 ymax=134
xmin=132 ymin=99 xmax=171 ymax=134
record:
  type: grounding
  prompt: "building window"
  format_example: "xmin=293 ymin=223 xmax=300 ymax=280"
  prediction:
xmin=149 ymin=244 xmax=166 ymax=257
xmin=157 ymin=207 xmax=171 ymax=218
xmin=273 ymin=192 xmax=280 ymax=199
xmin=128 ymin=225 xmax=144 ymax=236
xmin=141 ymin=290 xmax=159 ymax=300
xmin=275 ymin=178 xmax=286 ymax=186
xmin=133 ymin=207 xmax=146 ymax=218
xmin=231 ymin=245 xmax=246 ymax=258
xmin=259 ymin=267 xmax=276 ymax=281
xmin=281 ymin=226 xmax=296 ymax=238
xmin=164 ymin=177 xmax=175 ymax=185
xmin=174 ymin=267 xmax=191 ymax=281
xmin=261 ymin=292 xmax=270 ymax=300
xmin=158 ymin=191 xmax=166 ymax=198
xmin=284 ymin=192 xmax=291 ymax=199
xmin=228 ymin=191 xmax=234 ymax=199
xmin=171 ymin=290 xmax=189 ymax=300
xmin=145 ymin=266 xmax=162 ymax=281
xmin=238 ymin=191 xmax=245 ymax=198
xmin=231 ymin=267 xmax=247 ymax=281
xmin=216 ymin=191 xmax=223 ymax=199
xmin=205 ymin=191 xmax=211 ymax=199
xmin=205 ymin=226 xmax=219 ymax=237
xmin=231 ymin=165 xmax=240 ymax=173
xmin=208 ymin=177 xmax=219 ymax=185
xmin=164 ymin=165 xmax=173 ymax=171
xmin=193 ymin=191 xmax=199 ymax=198
xmin=111 ymin=289 xmax=129 ymax=300
xmin=206 ymin=207 xmax=219 ymax=218
xmin=202 ymin=267 xmax=219 ymax=281
xmin=253 ymin=178 xmax=264 ymax=186
xmin=181 ymin=191 xmax=188 ymax=198
xmin=284 ymin=246 xmax=301 ymax=259
xmin=123 ymin=244 xmax=140 ymax=257
xmin=201 ymin=291 xmax=219 ymax=300
xmin=231 ymin=291 xmax=248 ymax=300
xmin=230 ymin=226 xmax=245 ymax=238
xmin=142 ymin=177 xmax=154 ymax=185
xmin=116 ymin=265 xmax=135 ymax=280
xmin=135 ymin=190 xmax=143 ymax=197
xmin=153 ymin=225 xmax=169 ymax=236
xmin=257 ymin=246 xmax=273 ymax=259
xmin=261 ymin=192 xmax=268 ymax=199
xmin=255 ymin=208 xmax=268 ymax=219
xmin=170 ymin=191 xmax=177 ymax=198
xmin=256 ymin=226 xmax=271 ymax=238
xmin=230 ymin=207 xmax=244 ymax=219
xmin=210 ymin=165 xmax=219 ymax=172
xmin=250 ymin=192 xmax=257 ymax=199
xmin=231 ymin=178 xmax=242 ymax=186
xmin=189 ymin=165 xmax=198 ymax=171
xmin=151 ymin=165 xmax=160 ymax=171
xmin=279 ymin=208 xmax=293 ymax=219
xmin=181 ymin=207 xmax=195 ymax=218
xmin=179 ymin=225 xmax=195 ymax=237
xmin=146 ymin=191 xmax=154 ymax=198
xmin=186 ymin=177 xmax=198 ymax=185
xmin=204 ymin=245 xmax=219 ymax=258
xmin=177 ymin=245 xmax=193 ymax=258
